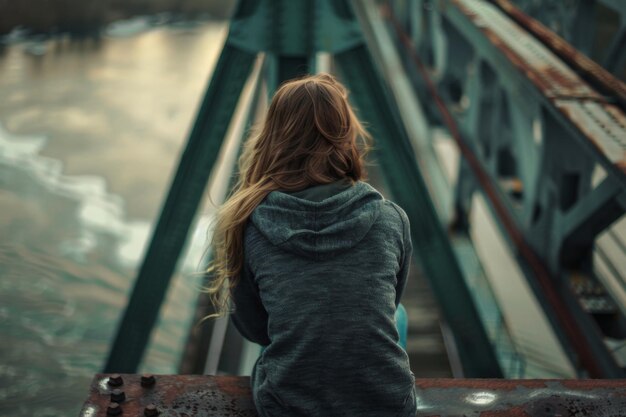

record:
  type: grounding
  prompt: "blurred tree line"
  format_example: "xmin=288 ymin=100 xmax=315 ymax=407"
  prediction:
xmin=0 ymin=0 xmax=235 ymax=36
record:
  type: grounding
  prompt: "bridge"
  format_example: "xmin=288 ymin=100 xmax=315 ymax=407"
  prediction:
xmin=80 ymin=374 xmax=626 ymax=416
xmin=83 ymin=0 xmax=626 ymax=415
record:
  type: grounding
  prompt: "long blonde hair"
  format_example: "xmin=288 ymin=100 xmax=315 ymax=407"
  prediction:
xmin=205 ymin=72 xmax=372 ymax=316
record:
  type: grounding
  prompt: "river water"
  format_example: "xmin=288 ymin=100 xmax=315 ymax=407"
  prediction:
xmin=0 ymin=18 xmax=228 ymax=417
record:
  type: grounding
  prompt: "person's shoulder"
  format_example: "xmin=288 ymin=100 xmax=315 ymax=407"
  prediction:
xmin=356 ymin=181 xmax=408 ymax=228
xmin=243 ymin=220 xmax=264 ymax=247
xmin=380 ymin=199 xmax=410 ymax=229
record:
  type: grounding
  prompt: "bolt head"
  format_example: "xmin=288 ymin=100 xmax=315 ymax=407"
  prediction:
xmin=106 ymin=402 xmax=122 ymax=416
xmin=141 ymin=374 xmax=156 ymax=387
xmin=144 ymin=404 xmax=159 ymax=416
xmin=110 ymin=388 xmax=126 ymax=403
xmin=107 ymin=374 xmax=123 ymax=387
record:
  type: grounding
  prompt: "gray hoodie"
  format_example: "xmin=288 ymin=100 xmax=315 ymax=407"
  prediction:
xmin=231 ymin=179 xmax=417 ymax=417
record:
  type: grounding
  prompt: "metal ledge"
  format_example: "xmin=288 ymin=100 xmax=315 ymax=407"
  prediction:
xmin=79 ymin=374 xmax=626 ymax=416
xmin=448 ymin=0 xmax=626 ymax=179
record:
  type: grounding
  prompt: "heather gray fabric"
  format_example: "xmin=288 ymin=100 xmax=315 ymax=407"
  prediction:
xmin=231 ymin=179 xmax=417 ymax=417
xmin=288 ymin=177 xmax=354 ymax=202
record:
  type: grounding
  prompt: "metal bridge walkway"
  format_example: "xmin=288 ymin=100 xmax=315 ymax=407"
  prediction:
xmin=95 ymin=0 xmax=626 ymax=407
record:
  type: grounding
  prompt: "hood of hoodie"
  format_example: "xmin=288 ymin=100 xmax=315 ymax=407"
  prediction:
xmin=250 ymin=180 xmax=383 ymax=259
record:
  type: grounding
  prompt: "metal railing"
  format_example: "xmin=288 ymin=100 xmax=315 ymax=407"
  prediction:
xmin=384 ymin=0 xmax=626 ymax=377
xmin=104 ymin=0 xmax=504 ymax=377
xmin=102 ymin=0 xmax=626 ymax=379
xmin=506 ymin=0 xmax=626 ymax=80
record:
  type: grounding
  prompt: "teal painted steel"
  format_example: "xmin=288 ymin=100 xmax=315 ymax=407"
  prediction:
xmin=507 ymin=0 xmax=626 ymax=78
xmin=104 ymin=43 xmax=256 ymax=373
xmin=267 ymin=53 xmax=314 ymax=92
xmin=105 ymin=0 xmax=513 ymax=376
xmin=179 ymin=64 xmax=267 ymax=375
xmin=228 ymin=0 xmax=363 ymax=55
xmin=386 ymin=0 xmax=626 ymax=377
xmin=336 ymin=43 xmax=503 ymax=377
xmin=277 ymin=55 xmax=311 ymax=83
xmin=104 ymin=0 xmax=365 ymax=374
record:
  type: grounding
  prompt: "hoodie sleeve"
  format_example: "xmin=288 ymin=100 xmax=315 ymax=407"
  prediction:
xmin=230 ymin=260 xmax=271 ymax=346
xmin=394 ymin=205 xmax=413 ymax=308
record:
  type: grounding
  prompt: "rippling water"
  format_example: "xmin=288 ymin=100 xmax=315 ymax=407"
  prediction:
xmin=0 ymin=18 xmax=227 ymax=416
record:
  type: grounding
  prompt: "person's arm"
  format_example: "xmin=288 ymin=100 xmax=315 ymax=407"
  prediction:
xmin=394 ymin=206 xmax=413 ymax=307
xmin=230 ymin=260 xmax=271 ymax=346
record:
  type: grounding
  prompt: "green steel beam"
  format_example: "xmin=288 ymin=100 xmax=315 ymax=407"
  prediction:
xmin=559 ymin=177 xmax=626 ymax=266
xmin=277 ymin=55 xmax=312 ymax=84
xmin=106 ymin=0 xmax=504 ymax=376
xmin=179 ymin=63 xmax=267 ymax=375
xmin=385 ymin=0 xmax=626 ymax=378
xmin=228 ymin=0 xmax=363 ymax=56
xmin=266 ymin=54 xmax=315 ymax=95
xmin=105 ymin=0 xmax=364 ymax=374
xmin=104 ymin=43 xmax=256 ymax=373
xmin=335 ymin=43 xmax=503 ymax=377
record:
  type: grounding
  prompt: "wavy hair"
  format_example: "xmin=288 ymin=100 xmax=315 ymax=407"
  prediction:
xmin=205 ymin=72 xmax=372 ymax=316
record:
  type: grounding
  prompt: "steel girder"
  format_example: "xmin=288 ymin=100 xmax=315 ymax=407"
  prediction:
xmin=385 ymin=0 xmax=626 ymax=377
xmin=336 ymin=41 xmax=503 ymax=377
xmin=105 ymin=0 xmax=503 ymax=377
xmin=104 ymin=0 xmax=364 ymax=373
xmin=505 ymin=0 xmax=626 ymax=78
xmin=104 ymin=43 xmax=256 ymax=373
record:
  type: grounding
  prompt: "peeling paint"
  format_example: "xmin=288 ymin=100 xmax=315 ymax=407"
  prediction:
xmin=454 ymin=0 xmax=601 ymax=100
xmin=489 ymin=0 xmax=626 ymax=110
xmin=450 ymin=0 xmax=626 ymax=178
xmin=82 ymin=374 xmax=258 ymax=417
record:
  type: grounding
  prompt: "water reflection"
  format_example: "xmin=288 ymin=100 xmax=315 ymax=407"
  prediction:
xmin=0 ymin=20 xmax=227 ymax=417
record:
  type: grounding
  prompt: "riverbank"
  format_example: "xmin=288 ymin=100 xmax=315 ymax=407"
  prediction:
xmin=0 ymin=0 xmax=234 ymax=36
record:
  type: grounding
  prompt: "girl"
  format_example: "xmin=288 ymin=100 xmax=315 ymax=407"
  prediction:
xmin=207 ymin=73 xmax=417 ymax=417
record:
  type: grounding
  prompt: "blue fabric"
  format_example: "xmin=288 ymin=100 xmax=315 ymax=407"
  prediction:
xmin=231 ymin=180 xmax=417 ymax=417
xmin=395 ymin=303 xmax=408 ymax=350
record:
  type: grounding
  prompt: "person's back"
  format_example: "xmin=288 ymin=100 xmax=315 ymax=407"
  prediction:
xmin=205 ymin=73 xmax=417 ymax=417
xmin=240 ymin=179 xmax=416 ymax=417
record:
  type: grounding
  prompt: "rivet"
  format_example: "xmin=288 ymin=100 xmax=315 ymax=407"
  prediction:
xmin=106 ymin=402 xmax=122 ymax=416
xmin=141 ymin=374 xmax=156 ymax=387
xmin=110 ymin=389 xmax=126 ymax=403
xmin=144 ymin=404 xmax=159 ymax=416
xmin=107 ymin=374 xmax=124 ymax=387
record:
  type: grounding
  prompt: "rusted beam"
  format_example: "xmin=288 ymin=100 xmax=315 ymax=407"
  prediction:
xmin=80 ymin=374 xmax=258 ymax=417
xmin=453 ymin=0 xmax=601 ymax=100
xmin=450 ymin=0 xmax=626 ymax=178
xmin=382 ymin=1 xmax=625 ymax=378
xmin=488 ymin=0 xmax=626 ymax=110
xmin=79 ymin=374 xmax=626 ymax=416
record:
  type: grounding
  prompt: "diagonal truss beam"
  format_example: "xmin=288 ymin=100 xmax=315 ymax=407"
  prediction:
xmin=336 ymin=42 xmax=503 ymax=377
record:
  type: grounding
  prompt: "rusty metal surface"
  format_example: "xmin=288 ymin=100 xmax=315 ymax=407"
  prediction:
xmin=489 ymin=0 xmax=626 ymax=110
xmin=79 ymin=375 xmax=626 ymax=416
xmin=414 ymin=379 xmax=626 ymax=416
xmin=556 ymin=100 xmax=626 ymax=172
xmin=79 ymin=374 xmax=258 ymax=417
xmin=451 ymin=0 xmax=626 ymax=175
xmin=453 ymin=0 xmax=601 ymax=100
